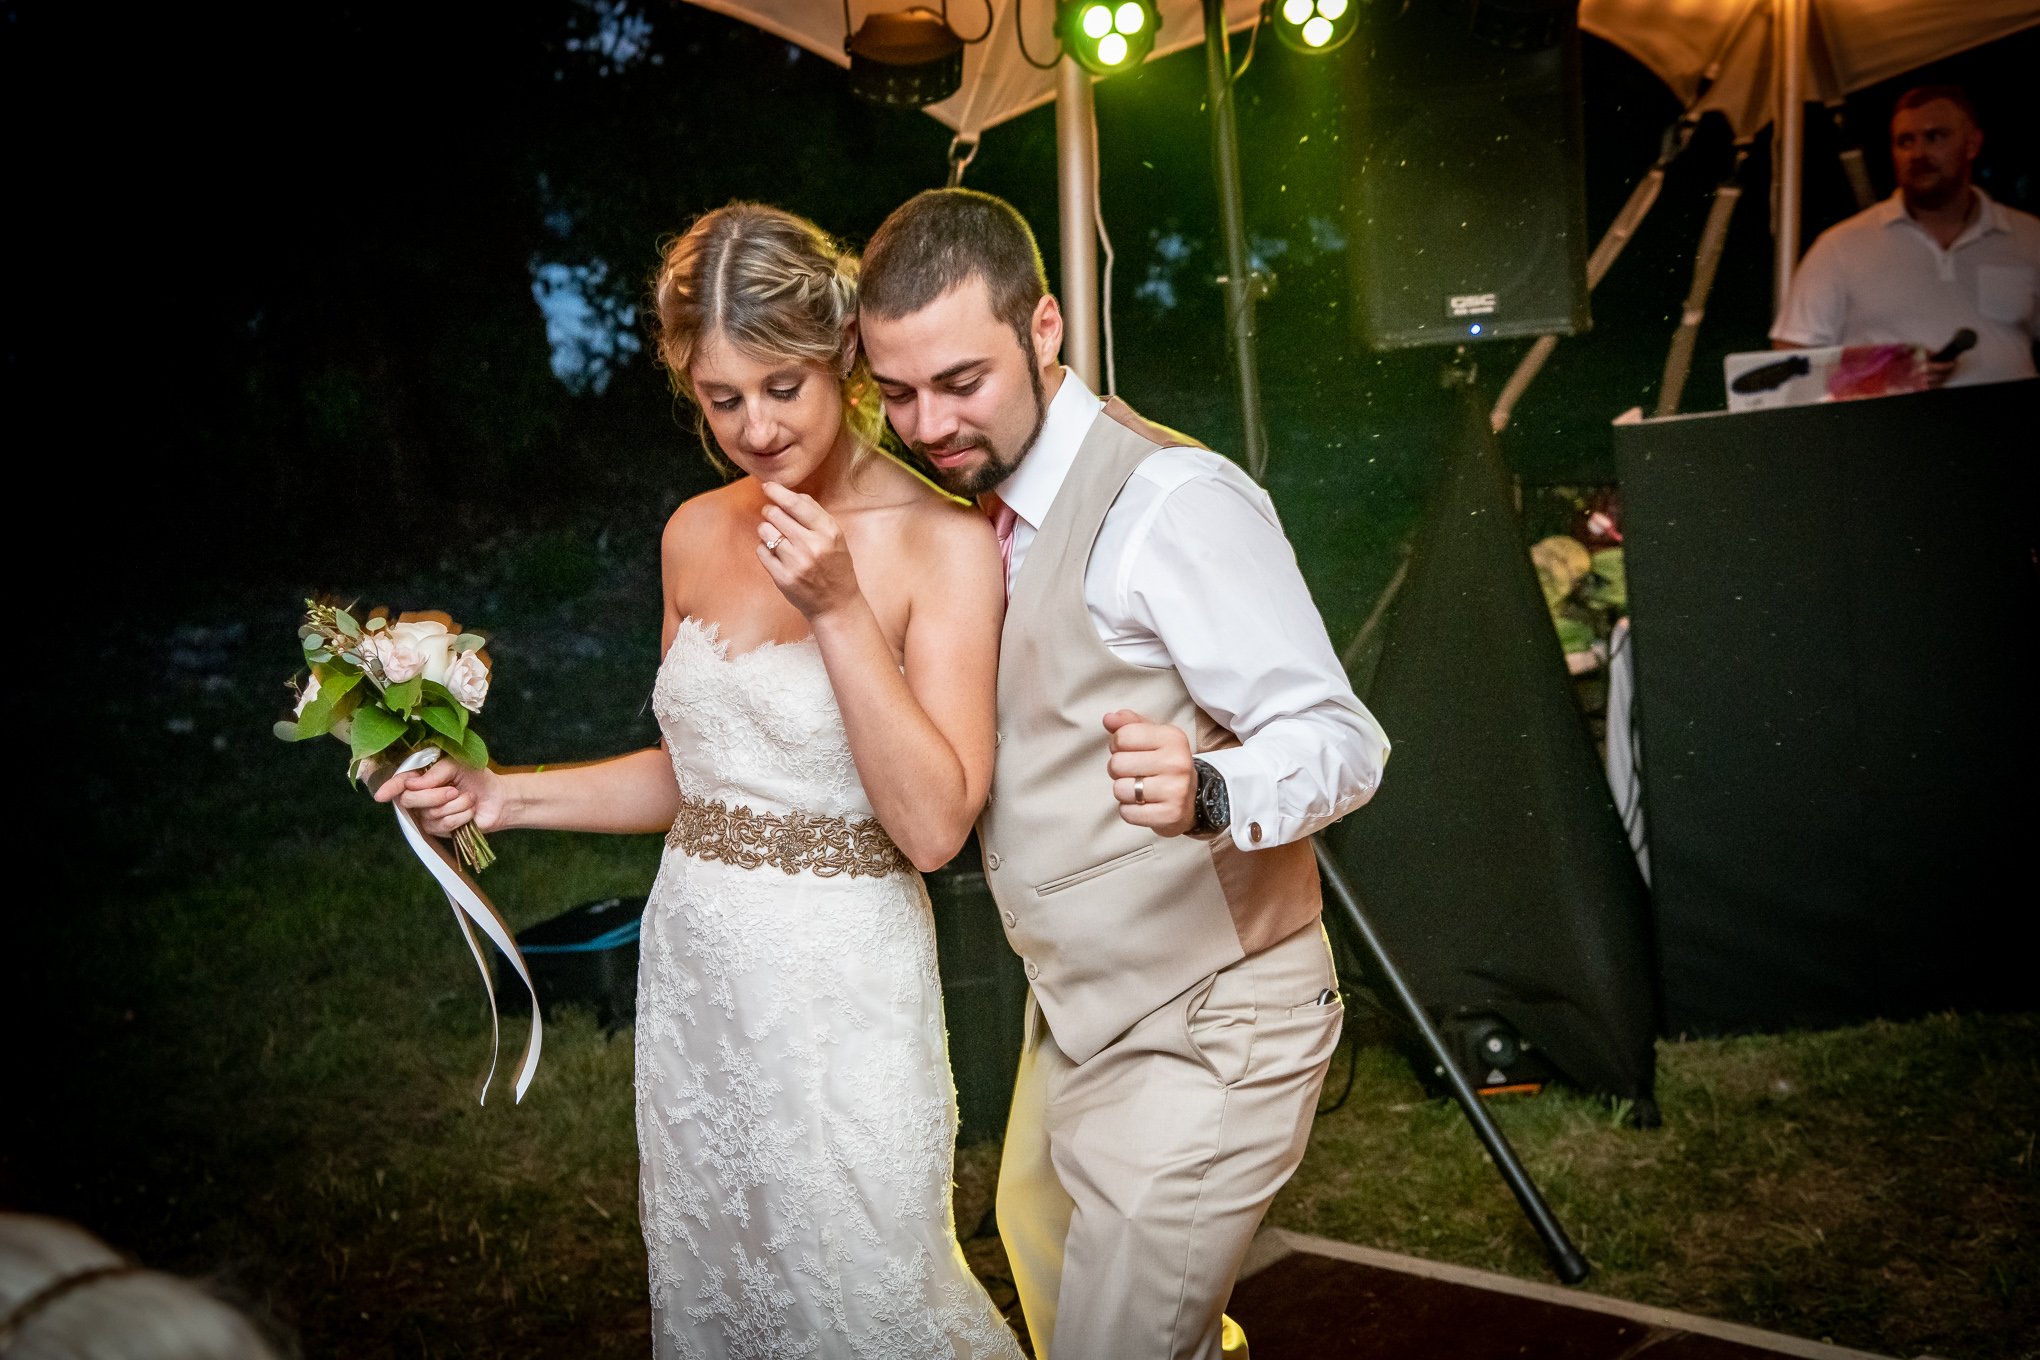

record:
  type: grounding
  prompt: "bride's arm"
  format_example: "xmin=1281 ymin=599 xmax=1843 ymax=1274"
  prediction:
xmin=379 ymin=510 xmax=702 ymax=838
xmin=380 ymin=747 xmax=681 ymax=837
xmin=758 ymin=481 xmax=1002 ymax=871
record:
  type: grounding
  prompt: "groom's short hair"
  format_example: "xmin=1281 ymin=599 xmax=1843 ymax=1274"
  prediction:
xmin=859 ymin=190 xmax=1047 ymax=352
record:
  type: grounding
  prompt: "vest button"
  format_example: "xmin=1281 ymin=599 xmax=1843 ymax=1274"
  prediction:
xmin=1003 ymin=910 xmax=1017 ymax=928
xmin=986 ymin=851 xmax=1002 ymax=870
xmin=1250 ymin=821 xmax=1263 ymax=844
xmin=1024 ymin=958 xmax=1039 ymax=979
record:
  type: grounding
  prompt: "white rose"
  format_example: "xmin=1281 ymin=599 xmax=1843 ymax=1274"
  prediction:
xmin=373 ymin=620 xmax=452 ymax=685
xmin=444 ymin=648 xmax=490 ymax=712
xmin=294 ymin=671 xmax=322 ymax=717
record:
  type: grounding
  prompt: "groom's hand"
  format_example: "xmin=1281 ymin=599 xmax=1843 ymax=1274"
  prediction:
xmin=1104 ymin=710 xmax=1196 ymax=837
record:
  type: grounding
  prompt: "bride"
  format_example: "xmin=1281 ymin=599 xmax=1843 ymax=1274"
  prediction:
xmin=380 ymin=203 xmax=1018 ymax=1358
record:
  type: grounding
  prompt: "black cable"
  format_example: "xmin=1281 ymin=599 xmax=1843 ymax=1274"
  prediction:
xmin=1015 ymin=0 xmax=1062 ymax=69
xmin=1231 ymin=6 xmax=1262 ymax=84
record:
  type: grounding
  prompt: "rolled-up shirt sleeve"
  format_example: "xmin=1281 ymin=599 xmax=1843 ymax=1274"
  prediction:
xmin=1108 ymin=459 xmax=1390 ymax=851
xmin=1770 ymin=232 xmax=1848 ymax=347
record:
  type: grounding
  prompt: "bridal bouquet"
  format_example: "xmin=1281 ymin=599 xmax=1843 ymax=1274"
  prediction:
xmin=274 ymin=601 xmax=497 ymax=872
xmin=273 ymin=600 xmax=541 ymax=1104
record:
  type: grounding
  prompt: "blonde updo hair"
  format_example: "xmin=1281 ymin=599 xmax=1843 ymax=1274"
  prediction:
xmin=653 ymin=203 xmax=881 ymax=475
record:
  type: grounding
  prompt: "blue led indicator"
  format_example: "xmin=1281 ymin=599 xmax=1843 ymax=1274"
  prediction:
xmin=1470 ymin=323 xmax=1482 ymax=335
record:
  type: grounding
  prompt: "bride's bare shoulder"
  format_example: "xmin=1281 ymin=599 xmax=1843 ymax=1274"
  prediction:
xmin=662 ymin=481 xmax=753 ymax=556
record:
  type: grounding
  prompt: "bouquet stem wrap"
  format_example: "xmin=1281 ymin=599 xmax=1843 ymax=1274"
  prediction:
xmin=374 ymin=747 xmax=543 ymax=1104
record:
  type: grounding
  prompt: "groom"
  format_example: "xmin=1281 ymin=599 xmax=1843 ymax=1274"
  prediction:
xmin=859 ymin=190 xmax=1389 ymax=1360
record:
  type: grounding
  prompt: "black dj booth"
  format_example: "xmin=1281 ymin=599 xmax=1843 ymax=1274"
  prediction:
xmin=1613 ymin=379 xmax=2039 ymax=1035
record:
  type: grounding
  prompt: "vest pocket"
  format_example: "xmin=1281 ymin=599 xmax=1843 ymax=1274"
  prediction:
xmin=1033 ymin=844 xmax=1157 ymax=896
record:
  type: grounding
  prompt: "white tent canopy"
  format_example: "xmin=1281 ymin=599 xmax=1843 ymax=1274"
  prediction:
xmin=1581 ymin=0 xmax=2037 ymax=312
xmin=1581 ymin=0 xmax=2040 ymax=140
xmin=683 ymin=0 xmax=1265 ymax=419
xmin=687 ymin=0 xmax=1261 ymax=136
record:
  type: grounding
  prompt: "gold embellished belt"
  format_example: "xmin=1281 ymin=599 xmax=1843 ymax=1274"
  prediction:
xmin=666 ymin=791 xmax=912 ymax=879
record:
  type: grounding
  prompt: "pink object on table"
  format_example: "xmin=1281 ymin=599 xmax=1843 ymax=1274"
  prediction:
xmin=1827 ymin=344 xmax=1928 ymax=402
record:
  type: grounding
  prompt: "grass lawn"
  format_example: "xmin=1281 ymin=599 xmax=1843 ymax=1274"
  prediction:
xmin=22 ymin=540 xmax=2033 ymax=1358
xmin=15 ymin=800 xmax=2036 ymax=1357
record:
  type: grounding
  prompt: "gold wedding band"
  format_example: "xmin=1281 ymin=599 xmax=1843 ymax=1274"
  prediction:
xmin=1133 ymin=777 xmax=1145 ymax=805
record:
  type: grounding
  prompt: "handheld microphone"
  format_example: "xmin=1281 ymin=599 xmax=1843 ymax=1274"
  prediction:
xmin=1929 ymin=328 xmax=1977 ymax=363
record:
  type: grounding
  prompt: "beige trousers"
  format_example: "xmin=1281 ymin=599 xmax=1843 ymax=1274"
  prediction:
xmin=996 ymin=920 xmax=1342 ymax=1360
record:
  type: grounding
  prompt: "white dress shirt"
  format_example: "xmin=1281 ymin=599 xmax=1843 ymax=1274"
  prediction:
xmin=1771 ymin=187 xmax=2040 ymax=387
xmin=995 ymin=371 xmax=1390 ymax=854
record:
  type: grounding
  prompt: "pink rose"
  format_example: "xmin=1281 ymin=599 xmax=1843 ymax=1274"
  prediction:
xmin=444 ymin=649 xmax=491 ymax=713
xmin=372 ymin=620 xmax=453 ymax=685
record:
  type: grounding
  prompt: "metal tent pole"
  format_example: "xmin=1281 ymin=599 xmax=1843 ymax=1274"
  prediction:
xmin=1656 ymin=150 xmax=1750 ymax=417
xmin=1773 ymin=0 xmax=1807 ymax=313
xmin=1056 ymin=58 xmax=1102 ymax=393
xmin=1201 ymin=0 xmax=1270 ymax=483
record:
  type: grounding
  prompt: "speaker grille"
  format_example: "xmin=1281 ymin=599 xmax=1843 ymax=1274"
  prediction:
xmin=1347 ymin=2 xmax=1590 ymax=350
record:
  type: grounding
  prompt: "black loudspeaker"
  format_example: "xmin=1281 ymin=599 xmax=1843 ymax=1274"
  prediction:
xmin=1345 ymin=0 xmax=1591 ymax=349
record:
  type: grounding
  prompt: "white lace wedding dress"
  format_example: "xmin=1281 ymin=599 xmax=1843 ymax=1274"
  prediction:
xmin=636 ymin=618 xmax=1023 ymax=1360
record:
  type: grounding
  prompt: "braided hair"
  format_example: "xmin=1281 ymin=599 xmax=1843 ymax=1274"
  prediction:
xmin=653 ymin=204 xmax=880 ymax=475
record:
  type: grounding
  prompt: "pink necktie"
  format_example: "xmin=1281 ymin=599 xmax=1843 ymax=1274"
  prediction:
xmin=986 ymin=493 xmax=1018 ymax=590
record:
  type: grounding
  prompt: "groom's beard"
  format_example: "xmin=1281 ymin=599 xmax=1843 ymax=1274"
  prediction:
xmin=915 ymin=356 xmax=1049 ymax=500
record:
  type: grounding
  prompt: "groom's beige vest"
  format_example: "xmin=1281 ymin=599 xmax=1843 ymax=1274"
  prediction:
xmin=979 ymin=399 xmax=1323 ymax=1065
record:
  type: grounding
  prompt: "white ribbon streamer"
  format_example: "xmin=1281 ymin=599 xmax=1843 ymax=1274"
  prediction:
xmin=374 ymin=747 xmax=543 ymax=1105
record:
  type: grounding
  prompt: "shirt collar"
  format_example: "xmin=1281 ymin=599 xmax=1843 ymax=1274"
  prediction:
xmin=1881 ymin=185 xmax=2008 ymax=246
xmin=993 ymin=368 xmax=1104 ymax=531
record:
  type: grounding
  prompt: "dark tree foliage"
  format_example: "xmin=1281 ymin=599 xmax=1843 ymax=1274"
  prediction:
xmin=16 ymin=1 xmax=2033 ymax=598
xmin=23 ymin=0 xmax=958 ymax=591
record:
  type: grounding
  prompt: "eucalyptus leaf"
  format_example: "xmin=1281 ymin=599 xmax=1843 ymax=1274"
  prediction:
xmin=454 ymin=633 xmax=486 ymax=653
xmin=307 ymin=650 xmax=333 ymax=664
xmin=335 ymin=610 xmax=361 ymax=638
xmin=365 ymin=616 xmax=386 ymax=631
xmin=302 ymin=633 xmax=322 ymax=651
xmin=348 ymin=703 xmax=407 ymax=762
xmin=273 ymin=720 xmax=301 ymax=742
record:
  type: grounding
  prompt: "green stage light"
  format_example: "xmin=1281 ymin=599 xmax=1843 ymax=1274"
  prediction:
xmin=1058 ymin=0 xmax=1158 ymax=76
xmin=1270 ymin=0 xmax=1357 ymax=53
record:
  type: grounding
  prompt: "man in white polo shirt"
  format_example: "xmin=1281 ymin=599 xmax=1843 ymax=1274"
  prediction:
xmin=1772 ymin=84 xmax=2039 ymax=387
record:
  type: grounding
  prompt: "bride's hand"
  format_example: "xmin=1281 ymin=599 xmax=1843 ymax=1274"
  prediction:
xmin=757 ymin=481 xmax=861 ymax=621
xmin=373 ymin=757 xmax=504 ymax=837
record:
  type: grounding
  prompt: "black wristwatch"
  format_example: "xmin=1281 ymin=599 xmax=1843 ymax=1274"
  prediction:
xmin=1192 ymin=759 xmax=1231 ymax=835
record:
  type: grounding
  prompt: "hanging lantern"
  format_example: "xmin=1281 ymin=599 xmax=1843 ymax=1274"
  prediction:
xmin=846 ymin=8 xmax=966 ymax=109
